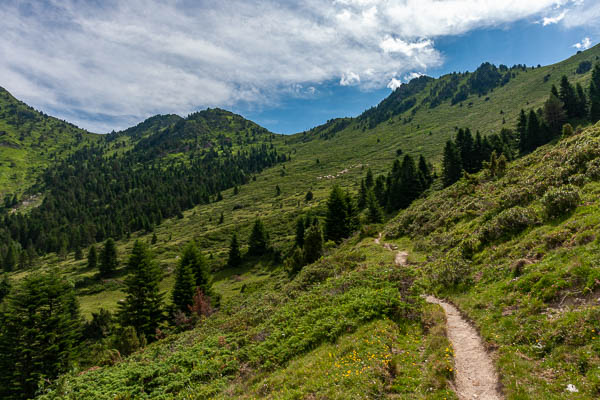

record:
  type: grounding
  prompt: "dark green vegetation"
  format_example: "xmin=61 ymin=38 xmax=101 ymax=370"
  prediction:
xmin=1 ymin=45 xmax=600 ymax=399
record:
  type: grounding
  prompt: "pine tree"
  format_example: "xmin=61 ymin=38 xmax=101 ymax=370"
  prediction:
xmin=517 ymin=109 xmax=529 ymax=154
xmin=172 ymin=247 xmax=197 ymax=312
xmin=118 ymin=240 xmax=164 ymax=339
xmin=180 ymin=243 xmax=211 ymax=292
xmin=418 ymin=155 xmax=432 ymax=186
xmin=325 ymin=185 xmax=355 ymax=243
xmin=218 ymin=212 xmax=224 ymax=224
xmin=99 ymin=238 xmax=118 ymax=277
xmin=3 ymin=244 xmax=17 ymax=272
xmin=74 ymin=246 xmax=83 ymax=260
xmin=275 ymin=185 xmax=281 ymax=196
xmin=303 ymin=224 xmax=324 ymax=264
xmin=227 ymin=233 xmax=242 ymax=268
xmin=527 ymin=110 xmax=543 ymax=150
xmin=151 ymin=232 xmax=158 ymax=244
xmin=304 ymin=190 xmax=314 ymax=202
xmin=442 ymin=140 xmax=462 ymax=187
xmin=0 ymin=272 xmax=81 ymax=400
xmin=0 ymin=274 xmax=10 ymax=303
xmin=559 ymin=75 xmax=578 ymax=118
xmin=366 ymin=190 xmax=384 ymax=223
xmin=357 ymin=179 xmax=368 ymax=210
xmin=590 ymin=63 xmax=600 ymax=122
xmin=87 ymin=245 xmax=97 ymax=270
xmin=295 ymin=217 xmax=305 ymax=248
xmin=575 ymin=83 xmax=588 ymax=118
xmin=365 ymin=168 xmax=374 ymax=189
xmin=543 ymin=94 xmax=567 ymax=136
xmin=248 ymin=219 xmax=269 ymax=256
xmin=456 ymin=128 xmax=475 ymax=173
xmin=374 ymin=175 xmax=386 ymax=207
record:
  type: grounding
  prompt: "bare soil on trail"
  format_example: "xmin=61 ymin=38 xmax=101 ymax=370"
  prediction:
xmin=426 ymin=296 xmax=502 ymax=400
xmin=375 ymin=233 xmax=502 ymax=399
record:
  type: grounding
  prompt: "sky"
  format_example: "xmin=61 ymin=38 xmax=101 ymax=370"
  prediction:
xmin=1 ymin=1 xmax=599 ymax=134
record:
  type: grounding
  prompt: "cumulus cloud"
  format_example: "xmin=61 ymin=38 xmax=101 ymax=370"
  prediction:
xmin=573 ymin=37 xmax=593 ymax=50
xmin=387 ymin=78 xmax=402 ymax=90
xmin=0 ymin=0 xmax=596 ymax=132
xmin=542 ymin=11 xmax=566 ymax=25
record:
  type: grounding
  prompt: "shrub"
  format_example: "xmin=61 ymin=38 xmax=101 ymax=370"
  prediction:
xmin=541 ymin=185 xmax=580 ymax=219
xmin=562 ymin=123 xmax=574 ymax=137
xmin=427 ymin=252 xmax=471 ymax=289
xmin=585 ymin=158 xmax=600 ymax=180
xmin=481 ymin=206 xmax=538 ymax=242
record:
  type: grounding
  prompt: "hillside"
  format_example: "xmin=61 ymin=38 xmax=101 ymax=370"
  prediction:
xmin=0 ymin=87 xmax=100 ymax=196
xmin=2 ymin=45 xmax=600 ymax=399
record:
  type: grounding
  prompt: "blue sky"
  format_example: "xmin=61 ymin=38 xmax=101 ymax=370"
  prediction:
xmin=1 ymin=1 xmax=599 ymax=134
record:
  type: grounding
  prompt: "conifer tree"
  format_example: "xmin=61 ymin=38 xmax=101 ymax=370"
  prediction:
xmin=248 ymin=219 xmax=269 ymax=256
xmin=218 ymin=212 xmax=224 ymax=224
xmin=418 ymin=155 xmax=432 ymax=186
xmin=304 ymin=190 xmax=314 ymax=202
xmin=87 ymin=245 xmax=97 ymax=270
xmin=398 ymin=154 xmax=422 ymax=208
xmin=366 ymin=190 xmax=384 ymax=223
xmin=543 ymin=94 xmax=567 ymax=136
xmin=0 ymin=274 xmax=10 ymax=303
xmin=118 ymin=240 xmax=164 ymax=339
xmin=374 ymin=175 xmax=386 ymax=207
xmin=3 ymin=244 xmax=17 ymax=272
xmin=357 ymin=179 xmax=368 ymax=210
xmin=325 ymin=185 xmax=355 ymax=243
xmin=456 ymin=128 xmax=475 ymax=172
xmin=442 ymin=140 xmax=462 ymax=187
xmin=559 ymin=75 xmax=578 ymax=118
xmin=303 ymin=224 xmax=324 ymax=264
xmin=576 ymin=83 xmax=588 ymax=118
xmin=590 ymin=63 xmax=600 ymax=122
xmin=172 ymin=248 xmax=196 ymax=312
xmin=99 ymin=238 xmax=118 ymax=277
xmin=517 ymin=109 xmax=529 ymax=154
xmin=0 ymin=273 xmax=81 ymax=399
xmin=151 ymin=232 xmax=158 ymax=244
xmin=527 ymin=110 xmax=543 ymax=150
xmin=227 ymin=233 xmax=242 ymax=268
xmin=295 ymin=217 xmax=305 ymax=248
xmin=365 ymin=168 xmax=374 ymax=189
xmin=181 ymin=243 xmax=211 ymax=292
xmin=74 ymin=246 xmax=83 ymax=260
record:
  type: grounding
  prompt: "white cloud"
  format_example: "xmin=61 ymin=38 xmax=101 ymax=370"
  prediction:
xmin=573 ymin=37 xmax=593 ymax=50
xmin=542 ymin=11 xmax=566 ymax=25
xmin=404 ymin=72 xmax=425 ymax=82
xmin=0 ymin=0 xmax=596 ymax=132
xmin=340 ymin=71 xmax=361 ymax=86
xmin=387 ymin=78 xmax=402 ymax=90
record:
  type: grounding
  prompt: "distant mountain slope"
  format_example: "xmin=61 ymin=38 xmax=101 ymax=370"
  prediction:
xmin=0 ymin=87 xmax=99 ymax=196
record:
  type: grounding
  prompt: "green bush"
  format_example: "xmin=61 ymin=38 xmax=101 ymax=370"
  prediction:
xmin=541 ymin=185 xmax=580 ymax=219
xmin=481 ymin=206 xmax=538 ymax=242
xmin=427 ymin=252 xmax=471 ymax=289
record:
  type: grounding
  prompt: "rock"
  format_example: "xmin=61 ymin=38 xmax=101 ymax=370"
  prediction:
xmin=566 ymin=384 xmax=578 ymax=393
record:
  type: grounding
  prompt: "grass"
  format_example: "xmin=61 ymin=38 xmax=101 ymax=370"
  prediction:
xmin=384 ymin=122 xmax=600 ymax=398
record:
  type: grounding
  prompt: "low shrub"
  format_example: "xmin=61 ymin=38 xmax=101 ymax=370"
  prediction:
xmin=541 ymin=185 xmax=580 ymax=219
xmin=481 ymin=206 xmax=538 ymax=242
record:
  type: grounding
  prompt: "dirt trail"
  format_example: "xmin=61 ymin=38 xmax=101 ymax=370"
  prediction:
xmin=376 ymin=233 xmax=502 ymax=400
xmin=426 ymin=296 xmax=502 ymax=400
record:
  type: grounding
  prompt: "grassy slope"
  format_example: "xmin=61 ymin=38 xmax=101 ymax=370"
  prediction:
xmin=40 ymin=236 xmax=456 ymax=399
xmin=0 ymin=87 xmax=100 ymax=196
xmin=384 ymin=122 xmax=600 ymax=398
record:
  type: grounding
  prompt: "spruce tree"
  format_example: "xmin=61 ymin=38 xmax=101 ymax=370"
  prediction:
xmin=0 ymin=272 xmax=81 ymax=400
xmin=295 ymin=217 xmax=305 ymax=248
xmin=365 ymin=168 xmax=374 ymax=189
xmin=325 ymin=185 xmax=351 ymax=243
xmin=118 ymin=240 xmax=164 ymax=339
xmin=0 ymin=274 xmax=10 ymax=303
xmin=543 ymin=94 xmax=567 ymax=136
xmin=248 ymin=219 xmax=269 ymax=256
xmin=442 ymin=140 xmax=462 ymax=187
xmin=366 ymin=190 xmax=384 ymax=223
xmin=227 ymin=233 xmax=242 ymax=268
xmin=181 ymin=243 xmax=211 ymax=292
xmin=418 ymin=155 xmax=432 ymax=187
xmin=559 ymin=75 xmax=578 ymax=118
xmin=172 ymin=248 xmax=196 ymax=312
xmin=3 ymin=244 xmax=17 ymax=272
xmin=527 ymin=110 xmax=543 ymax=150
xmin=303 ymin=224 xmax=324 ymax=264
xmin=87 ymin=245 xmax=97 ymax=270
xmin=456 ymin=128 xmax=475 ymax=173
xmin=374 ymin=175 xmax=386 ymax=207
xmin=590 ymin=63 xmax=600 ymax=122
xmin=99 ymin=238 xmax=118 ymax=277
xmin=517 ymin=109 xmax=529 ymax=154
xmin=357 ymin=179 xmax=368 ymax=210
xmin=576 ymin=83 xmax=588 ymax=118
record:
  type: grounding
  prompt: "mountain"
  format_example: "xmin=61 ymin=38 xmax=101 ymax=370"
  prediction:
xmin=0 ymin=87 xmax=99 ymax=197
xmin=2 ymin=45 xmax=600 ymax=399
